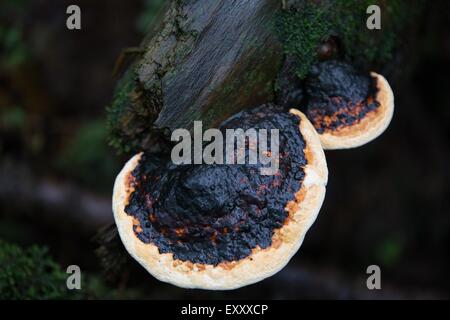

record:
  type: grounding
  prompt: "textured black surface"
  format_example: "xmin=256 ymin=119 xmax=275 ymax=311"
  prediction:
xmin=305 ymin=60 xmax=380 ymax=133
xmin=125 ymin=104 xmax=307 ymax=265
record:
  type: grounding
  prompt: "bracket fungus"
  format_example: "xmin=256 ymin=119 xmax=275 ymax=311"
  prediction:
xmin=112 ymin=60 xmax=395 ymax=289
xmin=112 ymin=59 xmax=395 ymax=289
xmin=113 ymin=105 xmax=327 ymax=289
xmin=304 ymin=60 xmax=394 ymax=150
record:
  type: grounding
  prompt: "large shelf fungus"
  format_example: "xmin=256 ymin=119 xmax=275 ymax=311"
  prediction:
xmin=304 ymin=61 xmax=394 ymax=150
xmin=113 ymin=105 xmax=328 ymax=289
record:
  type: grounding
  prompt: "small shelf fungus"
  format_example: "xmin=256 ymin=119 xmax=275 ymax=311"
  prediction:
xmin=112 ymin=54 xmax=394 ymax=290
xmin=113 ymin=105 xmax=328 ymax=289
xmin=304 ymin=60 xmax=394 ymax=150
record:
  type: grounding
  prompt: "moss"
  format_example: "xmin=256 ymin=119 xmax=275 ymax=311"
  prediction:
xmin=0 ymin=240 xmax=68 ymax=299
xmin=106 ymin=67 xmax=162 ymax=154
xmin=276 ymin=0 xmax=423 ymax=78
xmin=107 ymin=1 xmax=195 ymax=154
xmin=275 ymin=3 xmax=330 ymax=78
xmin=109 ymin=0 xmax=420 ymax=152
xmin=107 ymin=69 xmax=136 ymax=154
xmin=0 ymin=239 xmax=148 ymax=299
xmin=0 ymin=0 xmax=31 ymax=68
xmin=0 ymin=27 xmax=30 ymax=67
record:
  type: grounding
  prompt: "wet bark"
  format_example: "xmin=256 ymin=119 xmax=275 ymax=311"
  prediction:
xmin=109 ymin=0 xmax=285 ymax=152
xmin=141 ymin=0 xmax=282 ymax=130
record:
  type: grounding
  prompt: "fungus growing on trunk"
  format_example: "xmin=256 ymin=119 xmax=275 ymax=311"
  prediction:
xmin=112 ymin=105 xmax=327 ymax=289
xmin=305 ymin=60 xmax=394 ymax=150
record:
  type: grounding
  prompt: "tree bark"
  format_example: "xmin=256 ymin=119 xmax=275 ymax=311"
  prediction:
xmin=141 ymin=0 xmax=282 ymax=130
xmin=108 ymin=0 xmax=419 ymax=153
xmin=103 ymin=0 xmax=425 ymax=283
xmin=108 ymin=0 xmax=283 ymax=152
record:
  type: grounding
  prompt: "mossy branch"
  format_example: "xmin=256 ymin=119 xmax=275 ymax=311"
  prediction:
xmin=107 ymin=0 xmax=423 ymax=154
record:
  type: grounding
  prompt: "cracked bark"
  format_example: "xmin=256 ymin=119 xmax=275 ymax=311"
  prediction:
xmin=110 ymin=0 xmax=283 ymax=152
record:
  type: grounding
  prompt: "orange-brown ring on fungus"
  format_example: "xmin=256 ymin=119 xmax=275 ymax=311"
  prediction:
xmin=310 ymin=72 xmax=394 ymax=150
xmin=112 ymin=109 xmax=328 ymax=290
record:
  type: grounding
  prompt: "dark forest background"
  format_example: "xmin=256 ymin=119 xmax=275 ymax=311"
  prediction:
xmin=0 ymin=0 xmax=449 ymax=299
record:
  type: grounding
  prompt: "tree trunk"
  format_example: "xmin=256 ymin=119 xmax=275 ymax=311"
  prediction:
xmin=143 ymin=0 xmax=282 ymax=130
xmin=107 ymin=0 xmax=419 ymax=154
xmin=108 ymin=0 xmax=283 ymax=153
xmin=102 ymin=0 xmax=424 ymax=279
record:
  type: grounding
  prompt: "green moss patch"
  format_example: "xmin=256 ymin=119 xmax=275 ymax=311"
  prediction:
xmin=276 ymin=0 xmax=422 ymax=78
